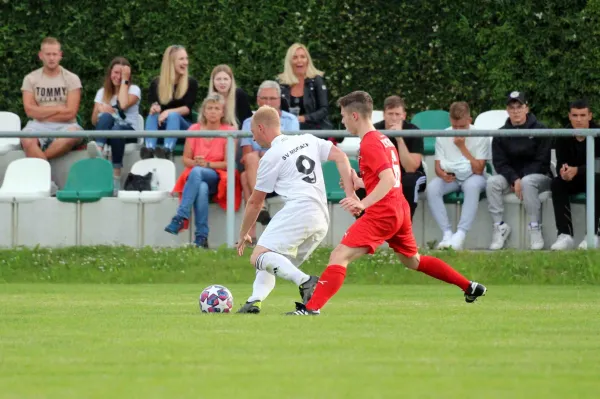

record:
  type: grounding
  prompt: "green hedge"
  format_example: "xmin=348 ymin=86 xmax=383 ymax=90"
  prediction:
xmin=2 ymin=0 xmax=600 ymax=129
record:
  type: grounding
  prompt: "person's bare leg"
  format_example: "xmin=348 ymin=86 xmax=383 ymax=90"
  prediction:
xmin=44 ymin=137 xmax=82 ymax=160
xmin=20 ymin=138 xmax=47 ymax=160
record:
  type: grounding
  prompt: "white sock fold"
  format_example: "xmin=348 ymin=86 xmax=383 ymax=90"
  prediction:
xmin=255 ymin=252 xmax=309 ymax=286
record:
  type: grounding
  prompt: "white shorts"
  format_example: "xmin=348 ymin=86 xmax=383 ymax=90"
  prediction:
xmin=257 ymin=202 xmax=329 ymax=267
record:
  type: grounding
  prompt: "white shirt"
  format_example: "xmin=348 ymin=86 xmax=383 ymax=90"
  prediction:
xmin=94 ymin=85 xmax=142 ymax=130
xmin=255 ymin=134 xmax=333 ymax=212
xmin=435 ymin=126 xmax=491 ymax=180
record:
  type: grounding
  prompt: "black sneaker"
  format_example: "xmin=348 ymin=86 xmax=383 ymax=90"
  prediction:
xmin=464 ymin=281 xmax=487 ymax=303
xmin=256 ymin=207 xmax=272 ymax=225
xmin=299 ymin=275 xmax=319 ymax=304
xmin=163 ymin=148 xmax=172 ymax=160
xmin=285 ymin=302 xmax=320 ymax=316
xmin=236 ymin=300 xmax=262 ymax=314
xmin=154 ymin=147 xmax=167 ymax=159
xmin=140 ymin=147 xmax=154 ymax=159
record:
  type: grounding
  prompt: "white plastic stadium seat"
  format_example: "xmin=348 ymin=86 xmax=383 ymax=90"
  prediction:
xmin=474 ymin=110 xmax=509 ymax=130
xmin=372 ymin=110 xmax=384 ymax=124
xmin=118 ymin=158 xmax=176 ymax=203
xmin=0 ymin=158 xmax=51 ymax=202
xmin=0 ymin=112 xmax=22 ymax=154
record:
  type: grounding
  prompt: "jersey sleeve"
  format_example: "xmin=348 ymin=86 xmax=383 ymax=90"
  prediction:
xmin=314 ymin=135 xmax=333 ymax=162
xmin=254 ymin=154 xmax=278 ymax=193
xmin=361 ymin=138 xmax=392 ymax=176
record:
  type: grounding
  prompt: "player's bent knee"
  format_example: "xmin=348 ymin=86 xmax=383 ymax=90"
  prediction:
xmin=396 ymin=252 xmax=420 ymax=270
xmin=250 ymin=246 xmax=270 ymax=269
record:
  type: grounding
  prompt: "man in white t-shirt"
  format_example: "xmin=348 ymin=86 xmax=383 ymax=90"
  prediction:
xmin=235 ymin=106 xmax=356 ymax=314
xmin=426 ymin=102 xmax=491 ymax=250
xmin=20 ymin=37 xmax=83 ymax=161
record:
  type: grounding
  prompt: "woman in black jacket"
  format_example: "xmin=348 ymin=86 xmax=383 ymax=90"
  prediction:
xmin=278 ymin=43 xmax=332 ymax=130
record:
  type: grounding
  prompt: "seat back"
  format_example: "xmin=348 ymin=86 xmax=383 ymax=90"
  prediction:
xmin=137 ymin=114 xmax=144 ymax=131
xmin=63 ymin=158 xmax=114 ymax=192
xmin=130 ymin=159 xmax=176 ymax=191
xmin=474 ymin=110 xmax=509 ymax=130
xmin=0 ymin=158 xmax=51 ymax=195
xmin=411 ymin=110 xmax=450 ymax=156
xmin=0 ymin=112 xmax=22 ymax=154
xmin=411 ymin=110 xmax=451 ymax=130
xmin=322 ymin=159 xmax=359 ymax=203
xmin=372 ymin=110 xmax=384 ymax=124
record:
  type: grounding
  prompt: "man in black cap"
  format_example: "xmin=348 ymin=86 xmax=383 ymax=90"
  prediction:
xmin=486 ymin=91 xmax=552 ymax=250
xmin=550 ymin=99 xmax=600 ymax=250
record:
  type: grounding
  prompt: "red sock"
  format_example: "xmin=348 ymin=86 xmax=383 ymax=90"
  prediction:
xmin=305 ymin=265 xmax=347 ymax=311
xmin=417 ymin=256 xmax=470 ymax=291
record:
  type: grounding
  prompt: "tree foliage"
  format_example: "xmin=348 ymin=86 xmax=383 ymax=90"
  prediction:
xmin=1 ymin=0 xmax=599 ymax=128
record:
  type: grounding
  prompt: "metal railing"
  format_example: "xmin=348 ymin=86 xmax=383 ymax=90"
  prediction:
xmin=1 ymin=128 xmax=596 ymax=249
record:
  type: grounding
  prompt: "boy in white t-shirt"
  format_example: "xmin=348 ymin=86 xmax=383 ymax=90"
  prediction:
xmin=20 ymin=37 xmax=83 ymax=160
xmin=235 ymin=106 xmax=356 ymax=314
xmin=426 ymin=102 xmax=491 ymax=250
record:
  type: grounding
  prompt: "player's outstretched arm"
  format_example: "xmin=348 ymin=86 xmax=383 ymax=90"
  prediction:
xmin=327 ymin=145 xmax=356 ymax=198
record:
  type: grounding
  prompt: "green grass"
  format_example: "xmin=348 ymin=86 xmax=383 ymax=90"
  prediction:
xmin=1 ymin=284 xmax=600 ymax=398
xmin=1 ymin=246 xmax=600 ymax=284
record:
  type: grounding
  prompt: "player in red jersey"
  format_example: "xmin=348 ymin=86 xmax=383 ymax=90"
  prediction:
xmin=287 ymin=91 xmax=486 ymax=315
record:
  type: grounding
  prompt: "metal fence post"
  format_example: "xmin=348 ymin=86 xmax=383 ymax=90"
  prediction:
xmin=226 ymin=134 xmax=236 ymax=248
xmin=586 ymin=135 xmax=596 ymax=248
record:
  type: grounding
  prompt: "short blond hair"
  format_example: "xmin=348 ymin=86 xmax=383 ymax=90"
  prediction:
xmin=252 ymin=105 xmax=280 ymax=129
xmin=449 ymin=102 xmax=471 ymax=120
xmin=41 ymin=37 xmax=60 ymax=49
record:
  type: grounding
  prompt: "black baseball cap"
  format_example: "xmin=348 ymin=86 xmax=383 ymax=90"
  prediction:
xmin=506 ymin=91 xmax=527 ymax=105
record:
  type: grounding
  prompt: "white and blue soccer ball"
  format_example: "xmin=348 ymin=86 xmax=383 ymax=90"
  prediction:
xmin=199 ymin=285 xmax=234 ymax=313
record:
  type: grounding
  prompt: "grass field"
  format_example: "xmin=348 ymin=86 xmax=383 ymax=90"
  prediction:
xmin=1 ymin=283 xmax=599 ymax=398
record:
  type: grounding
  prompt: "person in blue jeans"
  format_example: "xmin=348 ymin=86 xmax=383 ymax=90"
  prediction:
xmin=142 ymin=45 xmax=199 ymax=160
xmin=164 ymin=94 xmax=233 ymax=248
xmin=88 ymin=57 xmax=142 ymax=193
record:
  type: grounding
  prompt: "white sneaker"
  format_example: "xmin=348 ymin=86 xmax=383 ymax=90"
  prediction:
xmin=578 ymin=235 xmax=599 ymax=250
xmin=436 ymin=231 xmax=453 ymax=249
xmin=550 ymin=234 xmax=574 ymax=250
xmin=529 ymin=224 xmax=544 ymax=250
xmin=489 ymin=223 xmax=511 ymax=250
xmin=449 ymin=231 xmax=466 ymax=250
xmin=87 ymin=141 xmax=103 ymax=158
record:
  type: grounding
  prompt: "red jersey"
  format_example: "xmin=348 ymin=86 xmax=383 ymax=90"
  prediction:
xmin=358 ymin=130 xmax=404 ymax=217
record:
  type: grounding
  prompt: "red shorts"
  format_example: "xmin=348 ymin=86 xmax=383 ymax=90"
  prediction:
xmin=341 ymin=201 xmax=417 ymax=257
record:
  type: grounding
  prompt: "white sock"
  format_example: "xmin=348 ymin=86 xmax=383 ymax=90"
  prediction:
xmin=247 ymin=270 xmax=276 ymax=302
xmin=256 ymin=252 xmax=309 ymax=286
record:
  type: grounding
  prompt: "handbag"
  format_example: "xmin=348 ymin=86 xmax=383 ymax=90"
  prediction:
xmin=124 ymin=172 xmax=152 ymax=191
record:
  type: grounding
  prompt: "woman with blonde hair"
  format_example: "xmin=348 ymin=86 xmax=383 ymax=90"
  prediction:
xmin=278 ymin=43 xmax=332 ymax=130
xmin=142 ymin=45 xmax=199 ymax=159
xmin=165 ymin=94 xmax=235 ymax=248
xmin=88 ymin=56 xmax=141 ymax=192
xmin=208 ymin=64 xmax=252 ymax=128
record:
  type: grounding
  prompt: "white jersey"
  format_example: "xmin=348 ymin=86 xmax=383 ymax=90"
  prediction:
xmin=255 ymin=134 xmax=332 ymax=212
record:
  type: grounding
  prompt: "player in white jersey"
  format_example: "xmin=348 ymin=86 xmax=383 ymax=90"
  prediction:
xmin=236 ymin=106 xmax=356 ymax=314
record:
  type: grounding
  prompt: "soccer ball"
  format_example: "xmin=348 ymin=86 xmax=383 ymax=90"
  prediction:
xmin=199 ymin=285 xmax=234 ymax=313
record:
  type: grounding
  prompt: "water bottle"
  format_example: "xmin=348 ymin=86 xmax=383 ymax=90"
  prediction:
xmin=151 ymin=168 xmax=159 ymax=191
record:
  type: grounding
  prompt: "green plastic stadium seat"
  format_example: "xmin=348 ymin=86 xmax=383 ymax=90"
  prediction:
xmin=322 ymin=159 xmax=359 ymax=203
xmin=571 ymin=192 xmax=586 ymax=204
xmin=411 ymin=110 xmax=451 ymax=156
xmin=56 ymin=158 xmax=114 ymax=203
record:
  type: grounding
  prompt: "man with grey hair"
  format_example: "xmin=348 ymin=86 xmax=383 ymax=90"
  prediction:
xmin=239 ymin=80 xmax=300 ymax=229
